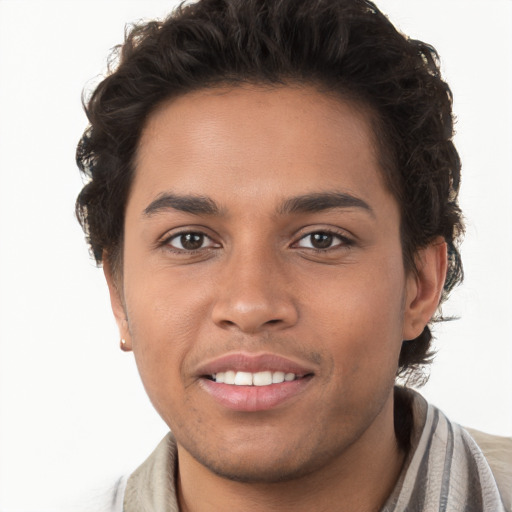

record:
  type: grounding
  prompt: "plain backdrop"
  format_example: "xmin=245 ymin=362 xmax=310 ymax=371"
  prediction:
xmin=0 ymin=0 xmax=511 ymax=510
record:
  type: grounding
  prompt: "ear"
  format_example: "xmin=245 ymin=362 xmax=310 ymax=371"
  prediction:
xmin=402 ymin=237 xmax=448 ymax=341
xmin=103 ymin=254 xmax=132 ymax=352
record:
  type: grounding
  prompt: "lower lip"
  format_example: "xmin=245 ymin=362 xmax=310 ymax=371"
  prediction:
xmin=199 ymin=377 xmax=312 ymax=412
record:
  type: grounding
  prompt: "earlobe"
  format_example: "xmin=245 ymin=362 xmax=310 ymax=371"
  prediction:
xmin=103 ymin=254 xmax=133 ymax=352
xmin=402 ymin=238 xmax=448 ymax=341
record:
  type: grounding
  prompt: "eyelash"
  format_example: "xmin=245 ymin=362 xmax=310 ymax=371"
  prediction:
xmin=294 ymin=230 xmax=354 ymax=252
xmin=161 ymin=228 xmax=354 ymax=255
xmin=162 ymin=231 xmax=220 ymax=254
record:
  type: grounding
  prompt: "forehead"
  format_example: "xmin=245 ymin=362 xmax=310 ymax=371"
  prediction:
xmin=132 ymin=85 xmax=391 ymax=213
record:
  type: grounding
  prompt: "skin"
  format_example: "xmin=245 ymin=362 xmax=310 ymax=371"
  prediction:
xmin=105 ymin=85 xmax=447 ymax=512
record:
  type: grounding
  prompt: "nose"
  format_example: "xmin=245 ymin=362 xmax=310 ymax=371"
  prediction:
xmin=211 ymin=248 xmax=299 ymax=334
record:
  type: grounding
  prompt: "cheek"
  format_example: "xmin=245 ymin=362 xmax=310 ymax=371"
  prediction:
xmin=123 ymin=274 xmax=208 ymax=404
xmin=125 ymin=258 xmax=211 ymax=340
xmin=312 ymin=259 xmax=406 ymax=384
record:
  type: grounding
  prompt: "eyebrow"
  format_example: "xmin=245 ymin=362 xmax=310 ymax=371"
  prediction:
xmin=278 ymin=192 xmax=374 ymax=217
xmin=142 ymin=191 xmax=373 ymax=218
xmin=143 ymin=193 xmax=221 ymax=217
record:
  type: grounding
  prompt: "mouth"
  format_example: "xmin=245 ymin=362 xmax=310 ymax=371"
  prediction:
xmin=205 ymin=370 xmax=307 ymax=385
xmin=196 ymin=353 xmax=316 ymax=411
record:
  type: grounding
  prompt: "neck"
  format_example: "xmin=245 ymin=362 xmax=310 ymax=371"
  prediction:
xmin=177 ymin=392 xmax=407 ymax=512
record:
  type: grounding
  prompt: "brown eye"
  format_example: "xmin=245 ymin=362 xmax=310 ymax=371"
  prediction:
xmin=167 ymin=232 xmax=216 ymax=251
xmin=180 ymin=233 xmax=204 ymax=250
xmin=310 ymin=233 xmax=333 ymax=249
xmin=296 ymin=231 xmax=347 ymax=250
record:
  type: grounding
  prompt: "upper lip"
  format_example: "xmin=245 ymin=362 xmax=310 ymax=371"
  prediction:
xmin=195 ymin=352 xmax=317 ymax=377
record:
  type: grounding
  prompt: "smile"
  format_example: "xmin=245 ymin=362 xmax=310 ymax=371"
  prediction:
xmin=211 ymin=370 xmax=301 ymax=386
xmin=196 ymin=352 xmax=316 ymax=411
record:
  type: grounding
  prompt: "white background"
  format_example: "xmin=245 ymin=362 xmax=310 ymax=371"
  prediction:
xmin=0 ymin=1 xmax=511 ymax=510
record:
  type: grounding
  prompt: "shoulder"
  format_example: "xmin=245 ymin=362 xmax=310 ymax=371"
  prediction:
xmin=74 ymin=433 xmax=176 ymax=512
xmin=464 ymin=427 xmax=512 ymax=512
xmin=63 ymin=474 xmax=128 ymax=512
xmin=391 ymin=389 xmax=510 ymax=511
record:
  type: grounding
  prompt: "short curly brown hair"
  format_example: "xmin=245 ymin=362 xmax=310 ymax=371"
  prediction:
xmin=76 ymin=0 xmax=464 ymax=381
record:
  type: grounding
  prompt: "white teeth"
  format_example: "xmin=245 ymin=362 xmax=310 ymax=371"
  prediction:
xmin=224 ymin=370 xmax=236 ymax=384
xmin=234 ymin=371 xmax=253 ymax=386
xmin=272 ymin=371 xmax=285 ymax=384
xmin=212 ymin=370 xmax=298 ymax=386
xmin=253 ymin=371 xmax=272 ymax=386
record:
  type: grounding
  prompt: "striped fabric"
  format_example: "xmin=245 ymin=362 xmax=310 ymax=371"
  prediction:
xmin=99 ymin=391 xmax=508 ymax=512
xmin=382 ymin=394 xmax=507 ymax=511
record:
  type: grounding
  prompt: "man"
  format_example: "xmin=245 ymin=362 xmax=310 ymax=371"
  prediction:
xmin=75 ymin=0 xmax=510 ymax=510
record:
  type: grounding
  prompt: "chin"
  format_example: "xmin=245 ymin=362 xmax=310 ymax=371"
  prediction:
xmin=196 ymin=455 xmax=321 ymax=484
xmin=181 ymin=433 xmax=347 ymax=485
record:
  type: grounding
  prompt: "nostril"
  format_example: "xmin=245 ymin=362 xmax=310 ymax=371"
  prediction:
xmin=212 ymin=299 xmax=298 ymax=333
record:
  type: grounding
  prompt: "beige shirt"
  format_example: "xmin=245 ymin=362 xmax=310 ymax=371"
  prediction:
xmin=104 ymin=391 xmax=510 ymax=511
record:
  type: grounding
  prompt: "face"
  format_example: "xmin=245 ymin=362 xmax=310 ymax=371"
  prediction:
xmin=107 ymin=86 xmax=435 ymax=483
